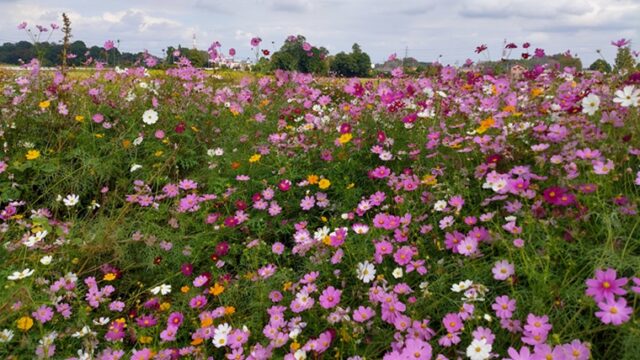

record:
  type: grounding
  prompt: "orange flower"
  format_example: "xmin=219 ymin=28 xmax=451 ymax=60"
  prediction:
xmin=209 ymin=283 xmax=224 ymax=296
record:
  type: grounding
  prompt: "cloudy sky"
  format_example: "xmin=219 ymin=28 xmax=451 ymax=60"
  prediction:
xmin=1 ymin=0 xmax=638 ymax=65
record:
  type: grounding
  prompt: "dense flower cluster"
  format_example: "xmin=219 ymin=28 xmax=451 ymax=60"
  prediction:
xmin=0 ymin=29 xmax=639 ymax=359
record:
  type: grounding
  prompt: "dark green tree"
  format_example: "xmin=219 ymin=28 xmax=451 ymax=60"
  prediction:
xmin=330 ymin=43 xmax=371 ymax=77
xmin=270 ymin=35 xmax=329 ymax=75
xmin=589 ymin=59 xmax=612 ymax=73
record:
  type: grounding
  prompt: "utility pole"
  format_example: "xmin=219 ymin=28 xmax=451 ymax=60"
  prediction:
xmin=192 ymin=33 xmax=197 ymax=50
xmin=404 ymin=46 xmax=409 ymax=60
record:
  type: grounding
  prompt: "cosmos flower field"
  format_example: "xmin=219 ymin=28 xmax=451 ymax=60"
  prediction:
xmin=1 ymin=51 xmax=640 ymax=360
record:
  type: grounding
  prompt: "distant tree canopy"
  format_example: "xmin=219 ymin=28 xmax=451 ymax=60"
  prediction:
xmin=166 ymin=46 xmax=209 ymax=67
xmin=0 ymin=40 xmax=145 ymax=67
xmin=329 ymin=43 xmax=371 ymax=77
xmin=270 ymin=35 xmax=329 ymax=75
xmin=589 ymin=59 xmax=612 ymax=73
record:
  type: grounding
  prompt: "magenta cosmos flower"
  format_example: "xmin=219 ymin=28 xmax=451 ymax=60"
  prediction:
xmin=585 ymin=268 xmax=628 ymax=302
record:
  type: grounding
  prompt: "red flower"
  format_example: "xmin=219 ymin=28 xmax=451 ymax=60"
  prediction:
xmin=262 ymin=49 xmax=270 ymax=56
xmin=175 ymin=122 xmax=186 ymax=134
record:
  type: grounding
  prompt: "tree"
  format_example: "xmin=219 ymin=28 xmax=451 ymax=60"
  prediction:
xmin=270 ymin=35 xmax=329 ymax=75
xmin=614 ymin=46 xmax=636 ymax=74
xmin=589 ymin=59 xmax=612 ymax=73
xmin=330 ymin=43 xmax=371 ymax=77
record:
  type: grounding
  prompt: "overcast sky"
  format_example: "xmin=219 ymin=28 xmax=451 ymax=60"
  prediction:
xmin=1 ymin=0 xmax=638 ymax=66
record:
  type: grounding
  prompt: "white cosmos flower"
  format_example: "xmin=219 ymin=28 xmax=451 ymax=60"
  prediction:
xmin=142 ymin=109 xmax=159 ymax=125
xmin=613 ymin=85 xmax=640 ymax=107
xmin=434 ymin=200 xmax=447 ymax=211
xmin=93 ymin=317 xmax=110 ymax=326
xmin=150 ymin=284 xmax=171 ymax=295
xmin=215 ymin=323 xmax=232 ymax=336
xmin=212 ymin=332 xmax=228 ymax=348
xmin=63 ymin=194 xmax=79 ymax=207
xmin=130 ymin=164 xmax=143 ymax=172
xmin=356 ymin=261 xmax=376 ymax=283
xmin=40 ymin=255 xmax=53 ymax=265
xmin=7 ymin=268 xmax=35 ymax=280
xmin=466 ymin=338 xmax=492 ymax=360
xmin=294 ymin=350 xmax=307 ymax=360
xmin=392 ymin=267 xmax=403 ymax=279
xmin=581 ymin=93 xmax=600 ymax=115
xmin=0 ymin=329 xmax=14 ymax=343
xmin=25 ymin=230 xmax=48 ymax=247
xmin=71 ymin=326 xmax=95 ymax=338
xmin=451 ymin=280 xmax=473 ymax=292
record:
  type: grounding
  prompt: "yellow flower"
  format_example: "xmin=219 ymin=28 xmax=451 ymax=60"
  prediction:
xmin=283 ymin=281 xmax=293 ymax=291
xmin=16 ymin=316 xmax=34 ymax=331
xmin=103 ymin=273 xmax=117 ymax=281
xmin=346 ymin=183 xmax=355 ymax=189
xmin=75 ymin=115 xmax=85 ymax=122
xmin=159 ymin=302 xmax=171 ymax=311
xmin=209 ymin=283 xmax=224 ymax=296
xmin=318 ymin=178 xmax=331 ymax=190
xmin=180 ymin=285 xmax=190 ymax=293
xmin=530 ymin=88 xmax=544 ymax=97
xmin=191 ymin=337 xmax=204 ymax=346
xmin=320 ymin=216 xmax=328 ymax=223
xmin=338 ymin=133 xmax=352 ymax=144
xmin=154 ymin=150 xmax=164 ymax=157
xmin=307 ymin=174 xmax=319 ymax=185
xmin=95 ymin=133 xmax=104 ymax=138
xmin=224 ymin=306 xmax=235 ymax=315
xmin=290 ymin=342 xmax=301 ymax=351
xmin=38 ymin=100 xmax=50 ymax=109
xmin=25 ymin=150 xmax=41 ymax=160
xmin=421 ymin=175 xmax=438 ymax=186
xmin=249 ymin=154 xmax=261 ymax=163
xmin=139 ymin=336 xmax=152 ymax=344
xmin=322 ymin=235 xmax=331 ymax=246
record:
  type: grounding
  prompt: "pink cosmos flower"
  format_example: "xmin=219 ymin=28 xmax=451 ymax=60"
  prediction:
xmin=300 ymin=195 xmax=315 ymax=210
xmin=353 ymin=306 xmax=375 ymax=322
xmin=32 ymin=305 xmax=54 ymax=324
xmin=104 ymin=40 xmax=115 ymax=51
xmin=595 ymin=297 xmax=633 ymax=325
xmin=250 ymin=37 xmax=262 ymax=47
xmin=492 ymin=295 xmax=516 ymax=319
xmin=319 ymin=286 xmax=341 ymax=309
xmin=189 ymin=295 xmax=208 ymax=309
xmin=457 ymin=237 xmax=478 ymax=256
xmin=442 ymin=313 xmax=463 ymax=333
xmin=585 ymin=268 xmax=628 ymax=302
xmin=492 ymin=260 xmax=515 ymax=281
